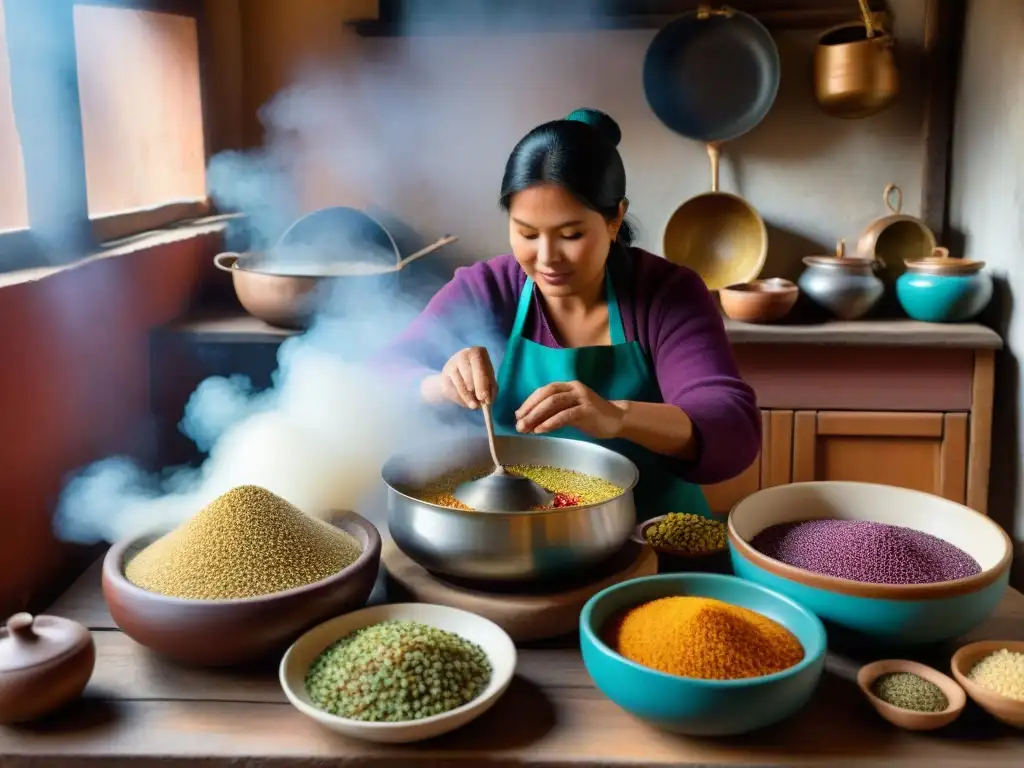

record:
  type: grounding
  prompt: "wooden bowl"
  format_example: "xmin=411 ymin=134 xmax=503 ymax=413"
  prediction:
xmin=632 ymin=515 xmax=731 ymax=574
xmin=719 ymin=278 xmax=798 ymax=324
xmin=951 ymin=640 xmax=1024 ymax=728
xmin=857 ymin=659 xmax=966 ymax=731
xmin=102 ymin=510 xmax=382 ymax=667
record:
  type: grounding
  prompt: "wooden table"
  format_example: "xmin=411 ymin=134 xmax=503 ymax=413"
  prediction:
xmin=2 ymin=558 xmax=1023 ymax=767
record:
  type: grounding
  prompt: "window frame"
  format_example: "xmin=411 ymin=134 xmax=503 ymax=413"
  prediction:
xmin=0 ymin=0 xmax=212 ymax=271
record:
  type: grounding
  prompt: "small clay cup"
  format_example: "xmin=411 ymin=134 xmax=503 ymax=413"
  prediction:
xmin=632 ymin=515 xmax=731 ymax=574
xmin=102 ymin=509 xmax=382 ymax=667
xmin=951 ymin=640 xmax=1024 ymax=728
xmin=0 ymin=613 xmax=96 ymax=724
xmin=719 ymin=278 xmax=799 ymax=324
xmin=857 ymin=659 xmax=966 ymax=731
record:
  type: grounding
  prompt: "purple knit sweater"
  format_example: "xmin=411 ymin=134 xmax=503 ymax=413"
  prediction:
xmin=379 ymin=246 xmax=761 ymax=486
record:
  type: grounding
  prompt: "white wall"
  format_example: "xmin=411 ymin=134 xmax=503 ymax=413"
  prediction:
xmin=948 ymin=0 xmax=1024 ymax=579
xmin=236 ymin=0 xmax=931 ymax=280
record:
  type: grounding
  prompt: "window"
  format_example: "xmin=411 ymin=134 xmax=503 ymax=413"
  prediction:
xmin=74 ymin=5 xmax=207 ymax=221
xmin=0 ymin=0 xmax=210 ymax=273
xmin=0 ymin=2 xmax=28 ymax=233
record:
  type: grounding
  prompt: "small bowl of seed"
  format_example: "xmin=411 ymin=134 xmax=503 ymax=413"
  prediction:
xmin=632 ymin=513 xmax=731 ymax=574
xmin=951 ymin=640 xmax=1024 ymax=728
xmin=857 ymin=659 xmax=966 ymax=731
xmin=280 ymin=602 xmax=517 ymax=743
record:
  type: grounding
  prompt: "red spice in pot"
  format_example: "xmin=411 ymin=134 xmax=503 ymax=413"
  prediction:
xmin=552 ymin=492 xmax=582 ymax=508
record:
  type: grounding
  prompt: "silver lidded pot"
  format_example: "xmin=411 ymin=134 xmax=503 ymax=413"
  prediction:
xmin=798 ymin=239 xmax=884 ymax=320
xmin=382 ymin=434 xmax=639 ymax=583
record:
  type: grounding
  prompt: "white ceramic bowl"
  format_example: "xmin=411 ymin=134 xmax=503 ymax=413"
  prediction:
xmin=279 ymin=602 xmax=517 ymax=743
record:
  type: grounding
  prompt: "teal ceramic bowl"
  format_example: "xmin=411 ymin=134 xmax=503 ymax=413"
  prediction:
xmin=579 ymin=573 xmax=827 ymax=736
xmin=895 ymin=254 xmax=992 ymax=322
xmin=729 ymin=482 xmax=1013 ymax=646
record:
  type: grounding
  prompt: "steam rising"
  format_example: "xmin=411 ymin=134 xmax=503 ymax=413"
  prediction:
xmin=55 ymin=292 xmax=469 ymax=544
xmin=52 ymin=2 xmax=612 ymax=544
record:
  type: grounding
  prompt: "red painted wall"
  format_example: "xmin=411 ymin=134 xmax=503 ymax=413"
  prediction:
xmin=0 ymin=230 xmax=223 ymax=618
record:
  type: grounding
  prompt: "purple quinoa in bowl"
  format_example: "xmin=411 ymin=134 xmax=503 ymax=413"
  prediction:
xmin=750 ymin=519 xmax=982 ymax=586
xmin=727 ymin=481 xmax=1013 ymax=645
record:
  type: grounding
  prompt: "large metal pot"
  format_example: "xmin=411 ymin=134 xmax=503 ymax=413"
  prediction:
xmin=215 ymin=206 xmax=456 ymax=329
xmin=382 ymin=434 xmax=639 ymax=583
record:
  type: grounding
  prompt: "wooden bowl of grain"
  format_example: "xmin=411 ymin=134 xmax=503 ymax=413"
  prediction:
xmin=950 ymin=640 xmax=1024 ymax=728
xmin=102 ymin=494 xmax=381 ymax=668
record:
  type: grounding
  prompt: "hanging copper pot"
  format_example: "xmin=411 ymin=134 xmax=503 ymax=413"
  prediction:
xmin=814 ymin=0 xmax=898 ymax=119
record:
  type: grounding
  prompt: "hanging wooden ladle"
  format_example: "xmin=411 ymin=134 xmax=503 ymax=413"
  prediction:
xmin=814 ymin=0 xmax=898 ymax=118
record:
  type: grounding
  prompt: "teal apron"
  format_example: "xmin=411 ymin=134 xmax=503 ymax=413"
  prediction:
xmin=492 ymin=269 xmax=712 ymax=521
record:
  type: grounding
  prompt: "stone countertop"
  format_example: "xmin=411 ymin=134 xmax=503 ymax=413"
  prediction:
xmin=160 ymin=311 xmax=1004 ymax=350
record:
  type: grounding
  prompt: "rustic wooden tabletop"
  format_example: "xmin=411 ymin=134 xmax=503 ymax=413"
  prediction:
xmin=2 ymin=557 xmax=1022 ymax=767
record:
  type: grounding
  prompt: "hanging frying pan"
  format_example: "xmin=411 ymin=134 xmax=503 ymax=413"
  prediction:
xmin=643 ymin=5 xmax=780 ymax=290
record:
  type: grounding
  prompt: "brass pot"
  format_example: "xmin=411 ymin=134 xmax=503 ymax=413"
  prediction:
xmin=857 ymin=183 xmax=936 ymax=282
xmin=664 ymin=142 xmax=767 ymax=291
xmin=814 ymin=4 xmax=898 ymax=119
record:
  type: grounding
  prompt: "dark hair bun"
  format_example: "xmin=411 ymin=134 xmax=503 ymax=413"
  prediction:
xmin=565 ymin=108 xmax=622 ymax=147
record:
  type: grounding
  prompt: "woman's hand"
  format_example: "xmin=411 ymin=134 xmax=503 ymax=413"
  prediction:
xmin=515 ymin=381 xmax=625 ymax=438
xmin=421 ymin=346 xmax=497 ymax=409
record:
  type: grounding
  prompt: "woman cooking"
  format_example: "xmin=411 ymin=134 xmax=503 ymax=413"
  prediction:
xmin=381 ymin=108 xmax=761 ymax=520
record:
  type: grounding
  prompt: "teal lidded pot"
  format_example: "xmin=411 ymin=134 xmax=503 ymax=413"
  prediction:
xmin=896 ymin=247 xmax=992 ymax=323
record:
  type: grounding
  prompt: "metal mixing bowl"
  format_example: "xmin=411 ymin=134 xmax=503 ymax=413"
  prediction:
xmin=382 ymin=434 xmax=639 ymax=583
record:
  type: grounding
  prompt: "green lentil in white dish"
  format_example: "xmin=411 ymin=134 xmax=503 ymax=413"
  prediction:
xmin=304 ymin=620 xmax=493 ymax=722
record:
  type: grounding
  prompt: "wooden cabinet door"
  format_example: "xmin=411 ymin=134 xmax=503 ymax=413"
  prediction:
xmin=791 ymin=411 xmax=968 ymax=503
xmin=701 ymin=411 xmax=773 ymax=515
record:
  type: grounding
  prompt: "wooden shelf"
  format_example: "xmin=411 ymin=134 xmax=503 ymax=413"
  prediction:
xmin=723 ymin=318 xmax=1002 ymax=349
xmin=156 ymin=312 xmax=296 ymax=344
xmin=349 ymin=0 xmax=889 ymax=36
xmin=158 ymin=311 xmax=1002 ymax=350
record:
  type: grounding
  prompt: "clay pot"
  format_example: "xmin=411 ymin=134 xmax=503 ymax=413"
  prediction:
xmin=0 ymin=613 xmax=95 ymax=724
xmin=102 ymin=510 xmax=382 ymax=667
xmin=719 ymin=278 xmax=799 ymax=324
